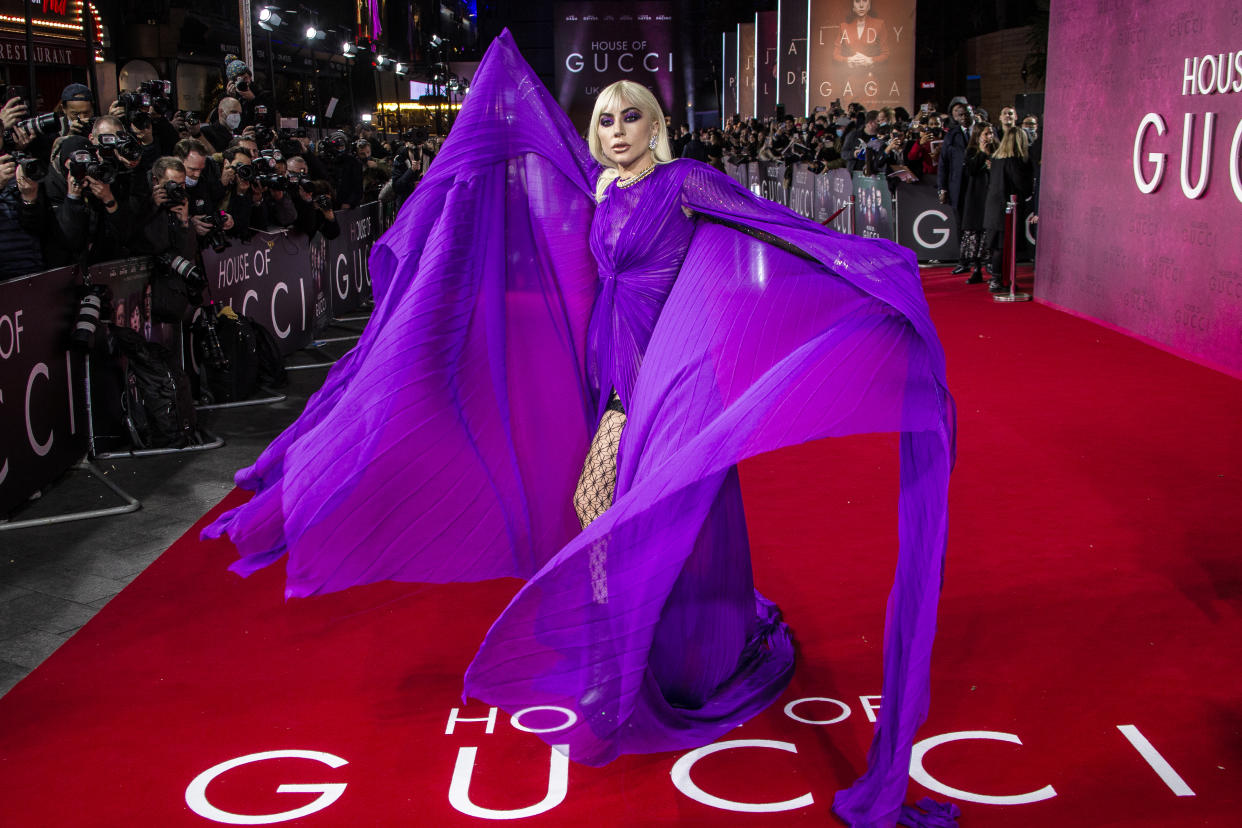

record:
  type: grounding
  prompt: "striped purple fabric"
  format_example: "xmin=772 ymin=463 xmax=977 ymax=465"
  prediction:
xmin=203 ymin=29 xmax=955 ymax=828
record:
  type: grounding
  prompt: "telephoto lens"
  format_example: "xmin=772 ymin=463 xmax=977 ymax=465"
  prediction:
xmin=197 ymin=305 xmax=230 ymax=371
xmin=70 ymin=284 xmax=111 ymax=350
xmin=160 ymin=253 xmax=208 ymax=303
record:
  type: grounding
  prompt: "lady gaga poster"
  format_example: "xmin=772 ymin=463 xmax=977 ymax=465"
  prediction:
xmin=806 ymin=0 xmax=916 ymax=112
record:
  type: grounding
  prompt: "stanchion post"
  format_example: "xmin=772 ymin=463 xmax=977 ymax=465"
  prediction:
xmin=994 ymin=194 xmax=1031 ymax=303
xmin=847 ymin=195 xmax=856 ymax=235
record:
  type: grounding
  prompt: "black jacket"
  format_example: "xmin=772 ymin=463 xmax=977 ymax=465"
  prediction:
xmin=983 ymin=155 xmax=1033 ymax=233
xmin=936 ymin=124 xmax=971 ymax=211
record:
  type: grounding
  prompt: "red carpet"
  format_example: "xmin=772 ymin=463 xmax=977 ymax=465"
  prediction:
xmin=2 ymin=266 xmax=1240 ymax=826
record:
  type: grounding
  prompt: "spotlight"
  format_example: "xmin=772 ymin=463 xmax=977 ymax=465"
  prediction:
xmin=305 ymin=25 xmax=317 ymax=40
xmin=429 ymin=34 xmax=443 ymax=48
xmin=361 ymin=113 xmax=372 ymax=122
xmin=257 ymin=6 xmax=282 ymax=30
xmin=374 ymin=54 xmax=387 ymax=67
xmin=342 ymin=42 xmax=356 ymax=57
xmin=395 ymin=63 xmax=408 ymax=75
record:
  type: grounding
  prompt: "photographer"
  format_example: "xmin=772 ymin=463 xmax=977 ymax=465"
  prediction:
xmin=389 ymin=141 xmax=423 ymax=206
xmin=131 ymin=156 xmax=199 ymax=261
xmin=174 ymin=138 xmax=225 ymax=209
xmin=57 ymin=83 xmax=96 ymax=138
xmin=0 ymin=152 xmax=44 ymax=279
xmin=317 ymin=131 xmax=363 ymax=210
xmin=219 ymin=145 xmax=279 ymax=237
xmin=38 ymin=133 xmax=132 ymax=266
xmin=286 ymin=155 xmax=339 ymax=240
xmin=355 ymin=139 xmax=389 ymax=203
xmin=224 ymin=61 xmax=276 ymax=130
xmin=200 ymin=97 xmax=242 ymax=156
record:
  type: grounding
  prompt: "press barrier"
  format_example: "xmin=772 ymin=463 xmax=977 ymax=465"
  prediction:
xmin=725 ymin=161 xmax=1035 ymax=264
xmin=0 ymin=202 xmax=383 ymax=528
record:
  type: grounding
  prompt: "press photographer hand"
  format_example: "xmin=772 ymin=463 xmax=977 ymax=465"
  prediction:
xmin=15 ymin=163 xmax=38 ymax=203
xmin=84 ymin=176 xmax=118 ymax=212
xmin=1 ymin=97 xmax=27 ymax=131
xmin=0 ymin=153 xmax=15 ymax=189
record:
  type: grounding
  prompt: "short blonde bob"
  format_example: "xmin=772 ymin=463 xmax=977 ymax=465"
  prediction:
xmin=588 ymin=80 xmax=673 ymax=168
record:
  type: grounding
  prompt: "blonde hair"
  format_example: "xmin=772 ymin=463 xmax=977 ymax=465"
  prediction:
xmin=588 ymin=80 xmax=673 ymax=169
xmin=992 ymin=127 xmax=1029 ymax=161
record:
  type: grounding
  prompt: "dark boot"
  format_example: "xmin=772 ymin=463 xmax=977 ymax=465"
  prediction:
xmin=951 ymin=263 xmax=970 ymax=274
xmin=965 ymin=266 xmax=984 ymax=285
xmin=988 ymin=278 xmax=1006 ymax=293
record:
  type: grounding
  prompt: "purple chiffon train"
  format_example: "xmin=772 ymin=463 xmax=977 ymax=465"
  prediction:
xmin=203 ymin=30 xmax=955 ymax=828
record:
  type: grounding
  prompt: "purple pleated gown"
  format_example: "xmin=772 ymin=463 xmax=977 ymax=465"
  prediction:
xmin=204 ymin=30 xmax=955 ymax=828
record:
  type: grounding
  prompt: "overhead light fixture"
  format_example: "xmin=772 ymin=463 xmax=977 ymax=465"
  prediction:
xmin=305 ymin=25 xmax=318 ymax=40
xmin=342 ymin=42 xmax=356 ymax=57
xmin=428 ymin=34 xmax=443 ymax=48
xmin=374 ymin=54 xmax=387 ymax=67
xmin=395 ymin=63 xmax=408 ymax=75
xmin=257 ymin=6 xmax=282 ymax=30
xmin=361 ymin=113 xmax=372 ymax=122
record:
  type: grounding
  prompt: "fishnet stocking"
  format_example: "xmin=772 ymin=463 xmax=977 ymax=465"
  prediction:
xmin=574 ymin=407 xmax=627 ymax=529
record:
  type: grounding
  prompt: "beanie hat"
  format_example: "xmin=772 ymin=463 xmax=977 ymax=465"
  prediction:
xmin=226 ymin=60 xmax=251 ymax=81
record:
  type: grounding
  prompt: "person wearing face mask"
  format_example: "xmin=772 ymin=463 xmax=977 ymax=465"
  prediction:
xmin=174 ymin=138 xmax=225 ymax=209
xmin=200 ymin=97 xmax=243 ymax=155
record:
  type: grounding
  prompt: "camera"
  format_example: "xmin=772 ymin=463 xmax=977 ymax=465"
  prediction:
xmin=194 ymin=303 xmax=230 ymax=371
xmin=288 ymin=174 xmax=314 ymax=193
xmin=234 ymin=80 xmax=250 ymax=93
xmin=183 ymin=110 xmax=200 ymax=126
xmin=117 ymin=90 xmax=151 ymax=111
xmin=68 ymin=147 xmax=118 ymax=185
xmin=314 ymin=193 xmax=332 ymax=210
xmin=319 ymin=132 xmax=347 ymax=156
xmin=162 ymin=179 xmax=188 ymax=205
xmin=193 ymin=207 xmax=232 ymax=253
xmin=231 ymin=163 xmax=254 ymax=182
xmin=11 ymin=151 xmax=47 ymax=181
xmin=6 ymin=112 xmax=58 ymax=143
xmin=95 ymin=131 xmax=142 ymax=163
xmin=160 ymin=253 xmax=208 ymax=302
xmin=71 ymin=283 xmax=112 ymax=350
xmin=257 ymin=172 xmax=287 ymax=191
xmin=254 ymin=124 xmax=275 ymax=146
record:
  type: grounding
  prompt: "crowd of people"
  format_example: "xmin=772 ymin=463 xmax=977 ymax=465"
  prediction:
xmin=668 ymin=98 xmax=1042 ymax=292
xmin=0 ymin=60 xmax=440 ymax=282
xmin=2 ymin=58 xmax=1039 ymax=297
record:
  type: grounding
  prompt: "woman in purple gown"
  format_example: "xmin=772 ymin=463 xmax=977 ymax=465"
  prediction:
xmin=205 ymin=30 xmax=955 ymax=828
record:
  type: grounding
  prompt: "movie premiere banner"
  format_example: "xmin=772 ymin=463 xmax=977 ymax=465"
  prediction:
xmin=755 ymin=11 xmax=778 ymax=118
xmin=790 ymin=164 xmax=815 ymax=218
xmin=553 ymin=2 xmax=682 ymax=133
xmin=323 ymin=204 xmax=379 ymax=321
xmin=807 ymin=0 xmax=916 ymax=112
xmin=203 ymin=231 xmax=317 ymax=357
xmin=896 ymin=175 xmax=960 ymax=261
xmin=851 ymin=171 xmax=894 ymax=240
xmin=1037 ymin=1 xmax=1242 ymax=376
xmin=738 ymin=21 xmax=755 ymax=119
xmin=0 ymin=267 xmax=88 ymax=516
xmin=760 ymin=160 xmax=788 ymax=206
xmin=778 ymin=0 xmax=809 ymax=115
xmin=816 ymin=167 xmax=853 ymax=234
xmin=87 ymin=257 xmax=178 ymax=350
xmin=722 ymin=30 xmax=738 ymax=123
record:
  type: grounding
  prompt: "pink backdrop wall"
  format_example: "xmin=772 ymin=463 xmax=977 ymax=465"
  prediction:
xmin=1036 ymin=2 xmax=1242 ymax=377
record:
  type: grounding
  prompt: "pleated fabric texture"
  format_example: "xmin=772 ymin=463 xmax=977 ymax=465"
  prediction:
xmin=203 ymin=29 xmax=955 ymax=828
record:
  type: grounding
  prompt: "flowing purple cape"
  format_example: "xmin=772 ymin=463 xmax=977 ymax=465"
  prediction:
xmin=203 ymin=30 xmax=955 ymax=828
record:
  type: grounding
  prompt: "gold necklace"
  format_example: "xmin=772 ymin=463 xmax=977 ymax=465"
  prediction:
xmin=616 ymin=163 xmax=657 ymax=189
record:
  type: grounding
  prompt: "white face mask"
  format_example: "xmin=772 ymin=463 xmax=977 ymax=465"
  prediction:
xmin=224 ymin=113 xmax=241 ymax=130
xmin=186 ymin=176 xmax=199 ymax=187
